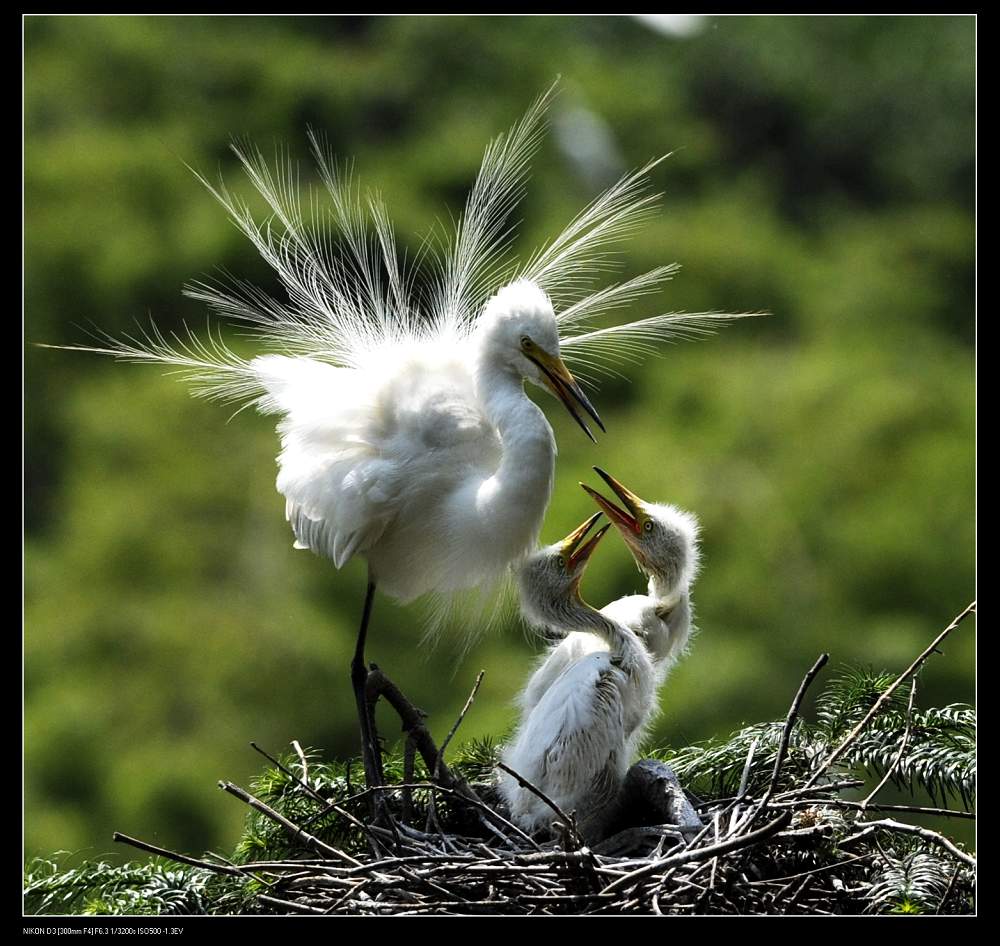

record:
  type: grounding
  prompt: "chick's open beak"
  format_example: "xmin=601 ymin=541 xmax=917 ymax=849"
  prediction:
xmin=580 ymin=466 xmax=647 ymax=536
xmin=560 ymin=511 xmax=611 ymax=573
xmin=527 ymin=348 xmax=605 ymax=443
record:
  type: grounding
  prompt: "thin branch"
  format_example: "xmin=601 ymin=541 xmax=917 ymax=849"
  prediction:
xmin=727 ymin=654 xmax=829 ymax=838
xmin=840 ymin=818 xmax=976 ymax=869
xmin=204 ymin=849 xmax=282 ymax=890
xmin=772 ymin=799 xmax=974 ymax=820
xmin=600 ymin=812 xmax=792 ymax=896
xmin=804 ymin=602 xmax=975 ymax=790
xmin=761 ymin=653 xmax=829 ymax=811
xmin=218 ymin=780 xmax=361 ymax=866
xmin=434 ymin=670 xmax=485 ymax=783
xmin=775 ymin=779 xmax=865 ymax=799
xmin=728 ymin=737 xmax=758 ymax=832
xmin=364 ymin=667 xmax=470 ymax=799
xmin=495 ymin=761 xmax=582 ymax=850
xmin=300 ymin=778 xmax=538 ymax=852
xmin=783 ymin=875 xmax=813 ymax=913
xmin=859 ymin=679 xmax=918 ymax=809
xmin=250 ymin=741 xmax=329 ymax=807
xmin=936 ymin=863 xmax=963 ymax=915
xmin=257 ymin=894 xmax=328 ymax=915
xmin=112 ymin=832 xmax=242 ymax=877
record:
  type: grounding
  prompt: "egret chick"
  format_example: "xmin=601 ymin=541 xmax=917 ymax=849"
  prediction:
xmin=499 ymin=513 xmax=655 ymax=842
xmin=583 ymin=467 xmax=700 ymax=682
xmin=518 ymin=468 xmax=700 ymax=740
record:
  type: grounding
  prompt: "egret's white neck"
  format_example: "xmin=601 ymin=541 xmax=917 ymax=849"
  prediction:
xmin=472 ymin=355 xmax=555 ymax=553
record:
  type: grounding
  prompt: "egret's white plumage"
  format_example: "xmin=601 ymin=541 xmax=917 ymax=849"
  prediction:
xmin=499 ymin=514 xmax=656 ymax=840
xmin=52 ymin=88 xmax=751 ymax=793
xmin=58 ymin=88 xmax=751 ymax=649
xmin=511 ymin=470 xmax=701 ymax=820
xmin=252 ymin=280 xmax=575 ymax=605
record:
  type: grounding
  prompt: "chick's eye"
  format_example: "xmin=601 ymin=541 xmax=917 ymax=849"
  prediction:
xmin=643 ymin=520 xmax=654 ymax=533
xmin=556 ymin=555 xmax=566 ymax=570
xmin=520 ymin=336 xmax=533 ymax=351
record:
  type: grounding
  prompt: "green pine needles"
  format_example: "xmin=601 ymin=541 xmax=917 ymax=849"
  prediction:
xmin=23 ymin=857 xmax=212 ymax=916
xmin=663 ymin=666 xmax=975 ymax=810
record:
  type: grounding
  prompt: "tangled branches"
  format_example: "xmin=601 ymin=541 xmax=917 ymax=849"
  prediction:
xmin=24 ymin=603 xmax=975 ymax=916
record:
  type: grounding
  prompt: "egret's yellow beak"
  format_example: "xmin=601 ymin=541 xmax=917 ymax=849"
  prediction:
xmin=580 ymin=467 xmax=647 ymax=537
xmin=559 ymin=511 xmax=611 ymax=574
xmin=526 ymin=347 xmax=605 ymax=443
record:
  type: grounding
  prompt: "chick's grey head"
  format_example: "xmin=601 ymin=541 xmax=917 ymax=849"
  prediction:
xmin=582 ymin=467 xmax=701 ymax=595
xmin=477 ymin=280 xmax=604 ymax=441
xmin=517 ymin=512 xmax=609 ymax=631
xmin=635 ymin=502 xmax=700 ymax=592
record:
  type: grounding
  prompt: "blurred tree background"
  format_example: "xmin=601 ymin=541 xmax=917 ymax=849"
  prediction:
xmin=25 ymin=15 xmax=974 ymax=864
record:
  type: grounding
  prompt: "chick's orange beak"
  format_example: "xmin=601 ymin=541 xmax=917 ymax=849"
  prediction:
xmin=527 ymin=347 xmax=605 ymax=443
xmin=580 ymin=467 xmax=647 ymax=535
xmin=559 ymin=511 xmax=611 ymax=573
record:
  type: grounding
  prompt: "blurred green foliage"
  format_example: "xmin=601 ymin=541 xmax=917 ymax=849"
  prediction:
xmin=25 ymin=15 xmax=974 ymax=864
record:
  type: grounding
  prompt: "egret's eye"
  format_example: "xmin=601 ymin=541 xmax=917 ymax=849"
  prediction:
xmin=643 ymin=520 xmax=654 ymax=533
xmin=556 ymin=555 xmax=566 ymax=570
xmin=520 ymin=336 xmax=534 ymax=351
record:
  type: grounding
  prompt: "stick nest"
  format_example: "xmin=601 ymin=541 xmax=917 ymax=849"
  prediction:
xmin=25 ymin=605 xmax=976 ymax=916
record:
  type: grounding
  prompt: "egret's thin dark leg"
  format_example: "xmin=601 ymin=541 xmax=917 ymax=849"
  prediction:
xmin=351 ymin=577 xmax=385 ymax=795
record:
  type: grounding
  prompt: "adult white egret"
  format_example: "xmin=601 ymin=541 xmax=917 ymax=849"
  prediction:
xmin=499 ymin=512 xmax=656 ymax=841
xmin=518 ymin=468 xmax=700 ymax=745
xmin=58 ymin=88 xmax=747 ymax=788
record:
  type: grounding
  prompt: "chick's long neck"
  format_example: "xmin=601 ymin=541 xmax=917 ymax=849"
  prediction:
xmin=643 ymin=568 xmax=692 ymax=671
xmin=574 ymin=597 xmax=650 ymax=677
xmin=648 ymin=571 xmax=682 ymax=610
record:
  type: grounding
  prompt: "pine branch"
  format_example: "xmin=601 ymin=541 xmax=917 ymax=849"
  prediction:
xmin=803 ymin=601 xmax=975 ymax=791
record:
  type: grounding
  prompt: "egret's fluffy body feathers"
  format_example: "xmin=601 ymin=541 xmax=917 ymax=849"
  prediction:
xmin=253 ymin=282 xmax=562 ymax=605
xmin=62 ymin=89 xmax=751 ymax=636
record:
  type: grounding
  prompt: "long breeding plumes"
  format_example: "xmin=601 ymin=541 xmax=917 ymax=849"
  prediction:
xmin=430 ymin=86 xmax=552 ymax=336
xmin=51 ymin=90 xmax=757 ymax=645
xmin=50 ymin=320 xmax=260 ymax=407
xmin=61 ymin=89 xmax=754 ymax=408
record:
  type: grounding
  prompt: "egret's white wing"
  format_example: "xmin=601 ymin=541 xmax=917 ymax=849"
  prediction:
xmin=252 ymin=350 xmax=503 ymax=593
xmin=253 ymin=354 xmax=394 ymax=566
